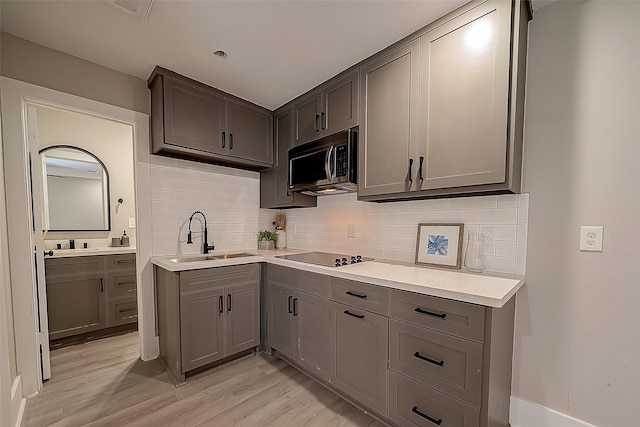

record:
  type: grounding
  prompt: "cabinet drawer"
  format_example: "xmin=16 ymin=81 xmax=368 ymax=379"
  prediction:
xmin=331 ymin=278 xmax=389 ymax=315
xmin=389 ymin=320 xmax=482 ymax=407
xmin=267 ymin=264 xmax=330 ymax=298
xmin=45 ymin=256 xmax=105 ymax=276
xmin=106 ymin=272 xmax=137 ymax=299
xmin=390 ymin=290 xmax=485 ymax=342
xmin=108 ymin=298 xmax=138 ymax=327
xmin=105 ymin=254 xmax=136 ymax=271
xmin=388 ymin=370 xmax=479 ymax=427
xmin=181 ymin=264 xmax=260 ymax=293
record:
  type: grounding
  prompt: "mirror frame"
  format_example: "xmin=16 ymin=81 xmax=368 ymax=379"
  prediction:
xmin=38 ymin=145 xmax=111 ymax=232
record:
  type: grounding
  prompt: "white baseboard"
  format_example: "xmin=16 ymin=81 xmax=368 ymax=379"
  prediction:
xmin=510 ymin=397 xmax=598 ymax=427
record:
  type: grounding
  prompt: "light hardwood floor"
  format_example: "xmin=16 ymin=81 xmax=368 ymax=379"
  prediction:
xmin=23 ymin=332 xmax=385 ymax=426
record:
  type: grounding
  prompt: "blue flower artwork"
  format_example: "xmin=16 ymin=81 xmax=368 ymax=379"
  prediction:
xmin=427 ymin=234 xmax=448 ymax=256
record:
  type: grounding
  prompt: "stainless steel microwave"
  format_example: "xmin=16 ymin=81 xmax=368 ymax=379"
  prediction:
xmin=288 ymin=129 xmax=357 ymax=196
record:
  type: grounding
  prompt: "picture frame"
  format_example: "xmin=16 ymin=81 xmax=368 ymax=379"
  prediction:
xmin=415 ymin=223 xmax=464 ymax=269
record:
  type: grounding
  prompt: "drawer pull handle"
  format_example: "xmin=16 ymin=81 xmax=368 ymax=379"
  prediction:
xmin=415 ymin=307 xmax=446 ymax=319
xmin=219 ymin=295 xmax=223 ymax=314
xmin=413 ymin=351 xmax=445 ymax=367
xmin=116 ymin=260 xmax=135 ymax=264
xmin=346 ymin=291 xmax=367 ymax=299
xmin=288 ymin=295 xmax=293 ymax=314
xmin=117 ymin=282 xmax=136 ymax=287
xmin=227 ymin=294 xmax=232 ymax=312
xmin=344 ymin=310 xmax=364 ymax=319
xmin=118 ymin=307 xmax=137 ymax=313
xmin=292 ymin=298 xmax=298 ymax=317
xmin=412 ymin=406 xmax=442 ymax=425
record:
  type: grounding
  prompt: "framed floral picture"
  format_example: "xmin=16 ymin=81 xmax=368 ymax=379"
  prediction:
xmin=415 ymin=223 xmax=464 ymax=269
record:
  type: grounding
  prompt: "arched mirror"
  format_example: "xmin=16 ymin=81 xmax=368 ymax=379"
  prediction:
xmin=39 ymin=145 xmax=110 ymax=231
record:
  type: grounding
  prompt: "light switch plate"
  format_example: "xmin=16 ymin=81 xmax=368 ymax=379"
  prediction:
xmin=129 ymin=217 xmax=136 ymax=229
xmin=580 ymin=226 xmax=603 ymax=252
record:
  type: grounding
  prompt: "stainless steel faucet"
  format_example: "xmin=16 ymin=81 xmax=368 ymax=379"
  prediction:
xmin=187 ymin=210 xmax=215 ymax=254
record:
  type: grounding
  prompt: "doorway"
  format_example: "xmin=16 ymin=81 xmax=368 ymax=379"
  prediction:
xmin=28 ymin=104 xmax=139 ymax=377
xmin=1 ymin=78 xmax=154 ymax=398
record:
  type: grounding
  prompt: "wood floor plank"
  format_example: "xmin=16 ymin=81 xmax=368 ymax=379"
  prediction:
xmin=23 ymin=332 xmax=386 ymax=427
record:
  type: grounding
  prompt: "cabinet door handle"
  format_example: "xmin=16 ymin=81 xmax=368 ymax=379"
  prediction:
xmin=219 ymin=295 xmax=223 ymax=314
xmin=116 ymin=259 xmax=135 ymax=264
xmin=100 ymin=278 xmax=104 ymax=293
xmin=411 ymin=406 xmax=442 ymax=425
xmin=320 ymin=112 xmax=326 ymax=131
xmin=229 ymin=133 xmax=234 ymax=150
xmin=118 ymin=307 xmax=137 ymax=314
xmin=227 ymin=294 xmax=232 ymax=312
xmin=288 ymin=295 xmax=293 ymax=314
xmin=418 ymin=156 xmax=424 ymax=181
xmin=408 ymin=158 xmax=414 ymax=183
xmin=345 ymin=291 xmax=367 ymax=299
xmin=415 ymin=307 xmax=447 ymax=319
xmin=222 ymin=131 xmax=226 ymax=148
xmin=117 ymin=282 xmax=136 ymax=287
xmin=413 ymin=351 xmax=444 ymax=367
xmin=315 ymin=114 xmax=320 ymax=132
xmin=292 ymin=298 xmax=298 ymax=316
xmin=344 ymin=310 xmax=364 ymax=319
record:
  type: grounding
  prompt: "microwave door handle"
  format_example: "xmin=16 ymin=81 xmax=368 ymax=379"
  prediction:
xmin=325 ymin=146 xmax=334 ymax=180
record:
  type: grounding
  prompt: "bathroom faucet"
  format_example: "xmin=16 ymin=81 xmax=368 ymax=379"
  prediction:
xmin=187 ymin=210 xmax=215 ymax=254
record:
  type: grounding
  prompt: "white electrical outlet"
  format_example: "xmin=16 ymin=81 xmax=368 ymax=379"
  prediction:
xmin=347 ymin=223 xmax=356 ymax=238
xmin=129 ymin=217 xmax=136 ymax=229
xmin=580 ymin=226 xmax=603 ymax=252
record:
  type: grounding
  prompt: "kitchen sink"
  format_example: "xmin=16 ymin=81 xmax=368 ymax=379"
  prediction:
xmin=168 ymin=253 xmax=256 ymax=263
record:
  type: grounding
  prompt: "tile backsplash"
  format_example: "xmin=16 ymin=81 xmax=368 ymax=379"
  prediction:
xmin=263 ymin=193 xmax=529 ymax=276
xmin=150 ymin=155 xmax=528 ymax=275
xmin=150 ymin=156 xmax=262 ymax=255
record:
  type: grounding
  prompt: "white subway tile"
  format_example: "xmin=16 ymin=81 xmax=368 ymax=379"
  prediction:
xmin=463 ymin=209 xmax=517 ymax=225
xmin=419 ymin=210 xmax=463 ymax=223
xmin=497 ymin=194 xmax=519 ymax=208
xmin=518 ymin=193 xmax=529 ymax=219
xmin=372 ymin=202 xmax=408 ymax=213
xmin=375 ymin=236 xmax=406 ymax=249
xmin=162 ymin=168 xmax=198 ymax=182
xmin=484 ymin=256 xmax=515 ymax=275
xmin=149 ymin=166 xmax=163 ymax=178
xmin=177 ymin=192 xmax=211 ymax=203
xmin=387 ymin=212 xmax=419 ymax=225
xmin=197 ymin=172 xmax=228 ymax=185
xmin=491 ymin=225 xmax=517 ymax=241
xmin=448 ymin=195 xmax=497 ymax=210
xmin=219 ymin=186 xmax=246 ymax=197
xmin=150 ymin=178 xmax=188 ymax=192
xmin=151 ymin=201 xmax=165 ymax=213
xmin=384 ymin=249 xmax=415 ymax=263
xmin=356 ymin=247 xmax=386 ymax=259
xmin=151 ymin=189 xmax=176 ymax=202
xmin=175 ymin=158 xmax=209 ymax=172
xmin=395 ymin=225 xmax=418 ymax=237
xmin=187 ymin=182 xmax=219 ymax=195
xmin=516 ymin=244 xmax=527 ymax=270
xmin=365 ymin=225 xmax=397 ymax=236
xmin=407 ymin=199 xmax=447 ymax=211
xmin=495 ymin=241 xmax=517 ymax=258
xmin=152 ymin=234 xmax=165 ymax=246
xmin=517 ymin=219 xmax=529 ymax=244
xmin=149 ymin=155 xmax=175 ymax=168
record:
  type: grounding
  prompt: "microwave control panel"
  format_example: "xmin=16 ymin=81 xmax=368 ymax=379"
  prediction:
xmin=336 ymin=145 xmax=347 ymax=177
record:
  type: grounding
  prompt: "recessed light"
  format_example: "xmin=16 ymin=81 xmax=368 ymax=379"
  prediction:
xmin=213 ymin=50 xmax=228 ymax=59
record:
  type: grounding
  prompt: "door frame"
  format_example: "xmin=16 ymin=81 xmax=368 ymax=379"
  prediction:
xmin=1 ymin=77 xmax=157 ymax=397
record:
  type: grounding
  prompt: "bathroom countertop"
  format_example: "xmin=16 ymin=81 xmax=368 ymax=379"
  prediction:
xmin=47 ymin=246 xmax=136 ymax=258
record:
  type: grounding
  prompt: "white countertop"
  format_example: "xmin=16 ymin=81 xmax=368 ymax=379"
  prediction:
xmin=151 ymin=248 xmax=525 ymax=308
xmin=48 ymin=246 xmax=136 ymax=258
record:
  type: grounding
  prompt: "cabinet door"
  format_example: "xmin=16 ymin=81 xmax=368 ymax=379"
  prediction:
xmin=180 ymin=287 xmax=225 ymax=371
xmin=331 ymin=303 xmax=389 ymax=416
xmin=163 ymin=76 xmax=226 ymax=155
xmin=359 ymin=39 xmax=421 ymax=198
xmin=296 ymin=291 xmax=334 ymax=381
xmin=225 ymin=282 xmax=260 ymax=355
xmin=226 ymin=100 xmax=273 ymax=165
xmin=418 ymin=1 xmax=511 ymax=190
xmin=323 ymin=71 xmax=358 ymax=136
xmin=295 ymin=92 xmax=322 ymax=145
xmin=46 ymin=272 xmax=106 ymax=340
xmin=267 ymin=283 xmax=296 ymax=360
xmin=260 ymin=107 xmax=317 ymax=209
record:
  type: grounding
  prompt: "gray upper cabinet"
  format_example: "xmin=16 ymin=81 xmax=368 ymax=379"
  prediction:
xmin=149 ymin=67 xmax=273 ymax=169
xmin=358 ymin=39 xmax=421 ymax=198
xmin=294 ymin=70 xmax=359 ymax=145
xmin=358 ymin=0 xmax=531 ymax=201
xmin=260 ymin=106 xmax=317 ymax=209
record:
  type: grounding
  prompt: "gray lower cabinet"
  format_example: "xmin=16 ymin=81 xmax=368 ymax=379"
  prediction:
xmin=45 ymin=253 xmax=137 ymax=340
xmin=331 ymin=303 xmax=389 ymax=417
xmin=358 ymin=0 xmax=531 ymax=201
xmin=149 ymin=67 xmax=273 ymax=169
xmin=260 ymin=106 xmax=316 ymax=209
xmin=155 ymin=263 xmax=260 ymax=384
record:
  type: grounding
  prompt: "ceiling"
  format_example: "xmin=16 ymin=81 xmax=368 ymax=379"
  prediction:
xmin=1 ymin=1 xmax=549 ymax=111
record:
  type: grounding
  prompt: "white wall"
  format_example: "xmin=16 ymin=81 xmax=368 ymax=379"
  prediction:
xmin=513 ymin=2 xmax=640 ymax=426
xmin=273 ymin=193 xmax=529 ymax=275
xmin=35 ymin=105 xmax=136 ymax=248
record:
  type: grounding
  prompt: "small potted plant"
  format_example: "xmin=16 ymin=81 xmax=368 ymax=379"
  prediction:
xmin=257 ymin=230 xmax=278 ymax=250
